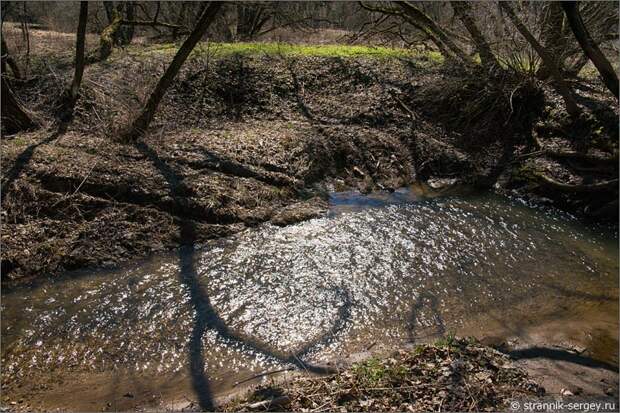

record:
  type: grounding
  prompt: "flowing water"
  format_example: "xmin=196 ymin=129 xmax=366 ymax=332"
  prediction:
xmin=1 ymin=188 xmax=618 ymax=410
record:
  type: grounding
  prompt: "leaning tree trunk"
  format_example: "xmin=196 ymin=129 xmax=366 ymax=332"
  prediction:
xmin=561 ymin=1 xmax=619 ymax=99
xmin=123 ymin=2 xmax=222 ymax=141
xmin=499 ymin=2 xmax=580 ymax=117
xmin=358 ymin=1 xmax=463 ymax=63
xmin=450 ymin=1 xmax=499 ymax=69
xmin=396 ymin=1 xmax=472 ymax=65
xmin=66 ymin=1 xmax=89 ymax=111
xmin=1 ymin=75 xmax=37 ymax=134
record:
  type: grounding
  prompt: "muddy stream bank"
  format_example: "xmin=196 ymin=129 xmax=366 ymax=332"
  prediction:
xmin=1 ymin=187 xmax=618 ymax=411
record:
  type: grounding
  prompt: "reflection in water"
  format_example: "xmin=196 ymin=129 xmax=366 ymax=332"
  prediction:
xmin=1 ymin=189 xmax=618 ymax=404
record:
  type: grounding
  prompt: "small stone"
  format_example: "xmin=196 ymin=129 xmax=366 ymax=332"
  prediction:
xmin=560 ymin=388 xmax=574 ymax=396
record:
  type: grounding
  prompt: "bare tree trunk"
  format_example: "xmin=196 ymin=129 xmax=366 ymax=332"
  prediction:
xmin=68 ymin=1 xmax=88 ymax=109
xmin=172 ymin=2 xmax=187 ymax=41
xmin=358 ymin=2 xmax=455 ymax=61
xmin=87 ymin=5 xmax=122 ymax=63
xmin=396 ymin=1 xmax=472 ymax=64
xmin=1 ymin=75 xmax=36 ymax=134
xmin=1 ymin=37 xmax=21 ymax=79
xmin=450 ymin=1 xmax=498 ymax=69
xmin=123 ymin=2 xmax=222 ymax=141
xmin=536 ymin=3 xmax=567 ymax=79
xmin=119 ymin=1 xmax=135 ymax=45
xmin=0 ymin=7 xmax=33 ymax=133
xmin=561 ymin=1 xmax=619 ymax=99
xmin=236 ymin=4 xmax=270 ymax=40
xmin=21 ymin=3 xmax=30 ymax=76
xmin=499 ymin=2 xmax=580 ymax=117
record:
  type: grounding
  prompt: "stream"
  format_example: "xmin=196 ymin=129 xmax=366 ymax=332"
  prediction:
xmin=1 ymin=187 xmax=618 ymax=410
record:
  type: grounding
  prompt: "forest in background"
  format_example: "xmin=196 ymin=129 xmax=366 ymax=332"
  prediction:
xmin=2 ymin=1 xmax=618 ymax=135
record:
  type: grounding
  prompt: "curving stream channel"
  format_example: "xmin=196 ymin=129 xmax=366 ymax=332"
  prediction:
xmin=1 ymin=187 xmax=618 ymax=411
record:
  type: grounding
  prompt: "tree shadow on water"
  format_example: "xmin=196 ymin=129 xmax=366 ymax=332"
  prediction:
xmin=408 ymin=292 xmax=446 ymax=342
xmin=135 ymin=141 xmax=350 ymax=411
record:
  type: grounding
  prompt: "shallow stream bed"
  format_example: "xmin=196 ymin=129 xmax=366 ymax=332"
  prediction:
xmin=1 ymin=187 xmax=618 ymax=411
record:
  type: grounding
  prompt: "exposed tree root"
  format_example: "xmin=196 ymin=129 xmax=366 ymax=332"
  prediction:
xmin=519 ymin=149 xmax=618 ymax=165
xmin=525 ymin=128 xmax=618 ymax=165
xmin=532 ymin=171 xmax=618 ymax=193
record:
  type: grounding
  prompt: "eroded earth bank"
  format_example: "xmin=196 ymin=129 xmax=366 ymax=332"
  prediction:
xmin=1 ymin=49 xmax=619 ymax=412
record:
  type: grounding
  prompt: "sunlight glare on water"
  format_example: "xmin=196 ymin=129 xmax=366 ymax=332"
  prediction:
xmin=1 ymin=189 xmax=618 ymax=393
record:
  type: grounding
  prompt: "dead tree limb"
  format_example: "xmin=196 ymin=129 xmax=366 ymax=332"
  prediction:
xmin=358 ymin=1 xmax=467 ymax=63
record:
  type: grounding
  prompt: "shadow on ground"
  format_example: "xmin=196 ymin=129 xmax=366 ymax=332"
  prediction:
xmin=135 ymin=140 xmax=351 ymax=410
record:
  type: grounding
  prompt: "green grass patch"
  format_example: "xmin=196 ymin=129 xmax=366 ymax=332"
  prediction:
xmin=7 ymin=136 xmax=28 ymax=147
xmin=137 ymin=41 xmax=443 ymax=62
xmin=434 ymin=331 xmax=458 ymax=348
xmin=352 ymin=357 xmax=409 ymax=386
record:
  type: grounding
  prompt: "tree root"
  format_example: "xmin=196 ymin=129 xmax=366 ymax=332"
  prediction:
xmin=526 ymin=129 xmax=619 ymax=165
xmin=532 ymin=171 xmax=618 ymax=193
xmin=519 ymin=149 xmax=619 ymax=165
